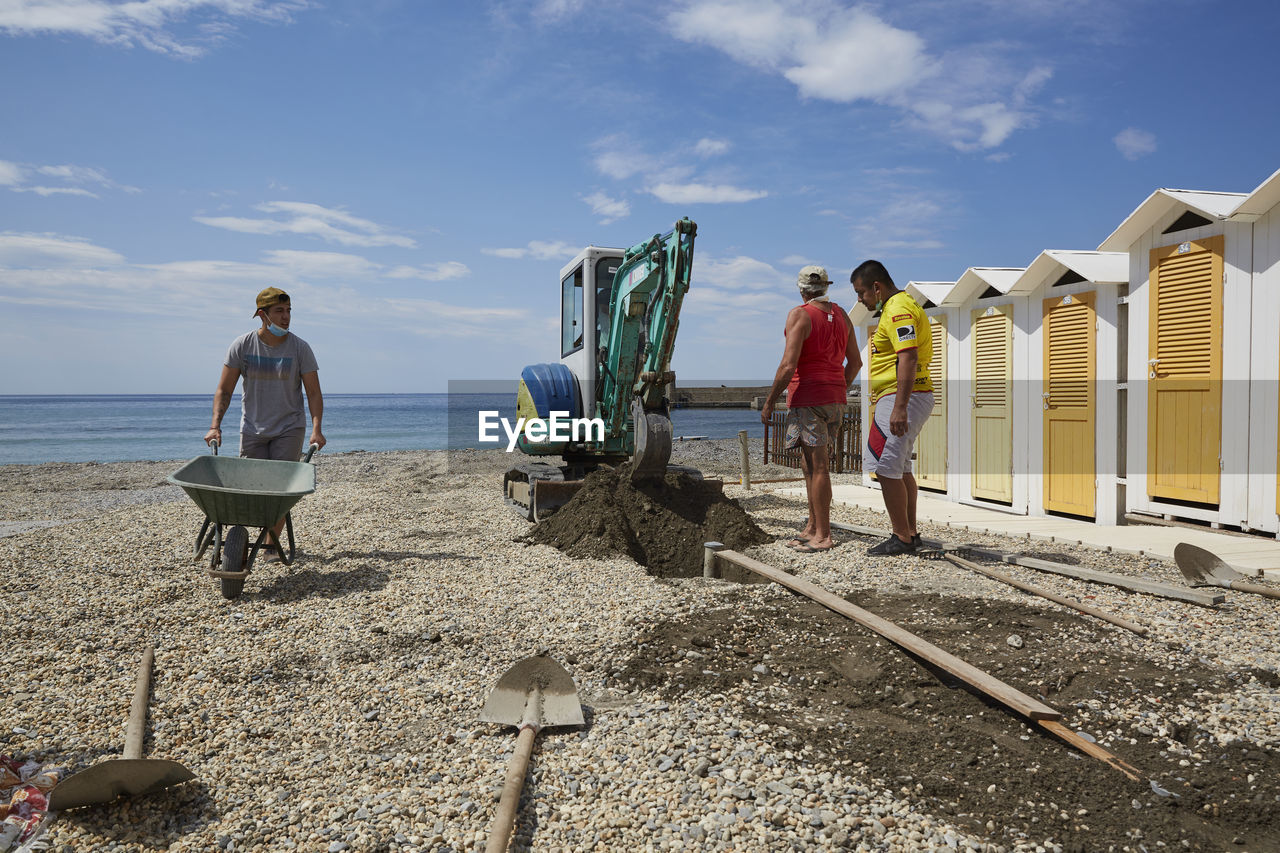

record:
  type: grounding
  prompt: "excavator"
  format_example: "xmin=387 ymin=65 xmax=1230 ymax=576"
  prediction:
xmin=503 ymin=217 xmax=703 ymax=520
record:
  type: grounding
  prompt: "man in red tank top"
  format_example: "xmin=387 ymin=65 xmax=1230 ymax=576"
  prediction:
xmin=761 ymin=266 xmax=862 ymax=552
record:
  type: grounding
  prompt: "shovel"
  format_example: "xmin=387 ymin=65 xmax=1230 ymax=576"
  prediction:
xmin=48 ymin=646 xmax=195 ymax=810
xmin=479 ymin=655 xmax=584 ymax=852
xmin=1174 ymin=542 xmax=1280 ymax=600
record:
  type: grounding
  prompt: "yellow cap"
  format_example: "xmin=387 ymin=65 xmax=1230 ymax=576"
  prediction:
xmin=254 ymin=287 xmax=289 ymax=316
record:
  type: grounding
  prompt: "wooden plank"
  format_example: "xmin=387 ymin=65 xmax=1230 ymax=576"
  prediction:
xmin=944 ymin=553 xmax=1147 ymax=636
xmin=999 ymin=554 xmax=1223 ymax=606
xmin=1037 ymin=720 xmax=1140 ymax=781
xmin=711 ymin=548 xmax=1061 ymax=721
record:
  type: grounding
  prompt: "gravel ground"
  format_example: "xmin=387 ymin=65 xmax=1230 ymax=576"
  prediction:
xmin=1 ymin=440 xmax=1277 ymax=851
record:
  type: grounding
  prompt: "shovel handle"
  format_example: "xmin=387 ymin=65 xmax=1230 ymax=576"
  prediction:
xmin=123 ymin=646 xmax=155 ymax=761
xmin=1229 ymin=580 xmax=1280 ymax=600
xmin=485 ymin=725 xmax=537 ymax=853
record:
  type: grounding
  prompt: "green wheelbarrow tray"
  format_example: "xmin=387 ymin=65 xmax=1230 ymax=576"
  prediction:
xmin=169 ymin=446 xmax=318 ymax=597
xmin=168 ymin=455 xmax=316 ymax=528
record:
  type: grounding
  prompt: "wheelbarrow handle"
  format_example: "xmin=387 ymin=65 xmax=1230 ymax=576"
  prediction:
xmin=303 ymin=443 xmax=319 ymax=463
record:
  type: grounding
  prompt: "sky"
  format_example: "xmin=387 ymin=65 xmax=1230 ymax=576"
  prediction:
xmin=1 ymin=0 xmax=1278 ymax=394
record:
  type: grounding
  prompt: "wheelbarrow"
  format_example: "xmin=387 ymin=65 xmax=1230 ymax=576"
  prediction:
xmin=167 ymin=440 xmax=318 ymax=599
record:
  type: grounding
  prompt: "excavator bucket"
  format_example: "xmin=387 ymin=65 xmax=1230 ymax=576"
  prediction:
xmin=631 ymin=399 xmax=672 ymax=482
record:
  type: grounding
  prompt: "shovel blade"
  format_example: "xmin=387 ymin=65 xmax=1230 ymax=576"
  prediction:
xmin=479 ymin=656 xmax=584 ymax=730
xmin=1174 ymin=542 xmax=1245 ymax=585
xmin=48 ymin=758 xmax=195 ymax=811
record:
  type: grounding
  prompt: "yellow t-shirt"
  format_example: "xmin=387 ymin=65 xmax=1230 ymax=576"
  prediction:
xmin=869 ymin=291 xmax=933 ymax=403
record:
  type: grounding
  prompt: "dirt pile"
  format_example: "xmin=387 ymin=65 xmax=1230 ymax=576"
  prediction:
xmin=526 ymin=464 xmax=770 ymax=577
xmin=615 ymin=591 xmax=1280 ymax=851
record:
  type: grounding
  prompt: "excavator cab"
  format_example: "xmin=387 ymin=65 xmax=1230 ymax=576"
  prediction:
xmin=559 ymin=249 xmax=624 ymax=420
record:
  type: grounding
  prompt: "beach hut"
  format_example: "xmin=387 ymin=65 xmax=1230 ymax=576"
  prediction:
xmin=905 ymin=282 xmax=958 ymax=493
xmin=1230 ymin=169 xmax=1280 ymax=534
xmin=940 ymin=268 xmax=1027 ymax=510
xmin=1007 ymin=252 xmax=1128 ymax=523
xmin=1099 ymin=184 xmax=1252 ymax=530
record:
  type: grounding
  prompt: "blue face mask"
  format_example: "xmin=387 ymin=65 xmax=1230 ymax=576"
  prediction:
xmin=268 ymin=321 xmax=289 ymax=337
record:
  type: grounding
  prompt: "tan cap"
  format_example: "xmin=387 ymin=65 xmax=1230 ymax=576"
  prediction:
xmin=797 ymin=265 xmax=831 ymax=289
xmin=254 ymin=287 xmax=290 ymax=316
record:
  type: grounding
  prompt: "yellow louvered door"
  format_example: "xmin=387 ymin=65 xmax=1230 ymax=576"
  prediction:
xmin=972 ymin=305 xmax=1013 ymax=502
xmin=915 ymin=317 xmax=947 ymax=490
xmin=1043 ymin=292 xmax=1096 ymax=517
xmin=1147 ymin=236 xmax=1223 ymax=504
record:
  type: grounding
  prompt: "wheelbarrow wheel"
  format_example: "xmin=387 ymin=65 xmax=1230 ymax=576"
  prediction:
xmin=220 ymin=525 xmax=249 ymax=600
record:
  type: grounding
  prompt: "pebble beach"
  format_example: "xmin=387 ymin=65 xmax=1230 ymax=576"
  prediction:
xmin=2 ymin=439 xmax=1278 ymax=852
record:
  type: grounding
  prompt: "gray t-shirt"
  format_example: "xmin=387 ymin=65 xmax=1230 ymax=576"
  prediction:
xmin=224 ymin=331 xmax=319 ymax=437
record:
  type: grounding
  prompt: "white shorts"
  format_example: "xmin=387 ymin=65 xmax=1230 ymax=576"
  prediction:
xmin=867 ymin=392 xmax=934 ymax=479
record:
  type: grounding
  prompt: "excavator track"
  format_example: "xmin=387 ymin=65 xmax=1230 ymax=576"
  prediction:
xmin=503 ymin=463 xmax=580 ymax=522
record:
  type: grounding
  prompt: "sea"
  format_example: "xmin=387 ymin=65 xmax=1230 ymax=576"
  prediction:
xmin=0 ymin=394 xmax=769 ymax=466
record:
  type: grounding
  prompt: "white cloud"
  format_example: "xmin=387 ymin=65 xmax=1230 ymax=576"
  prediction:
xmin=261 ymin=250 xmax=382 ymax=279
xmin=0 ymin=0 xmax=309 ymax=58
xmin=195 ymin=201 xmax=416 ymax=248
xmin=667 ymin=1 xmax=1052 ymax=151
xmin=670 ymin=1 xmax=929 ymax=100
xmin=779 ymin=254 xmax=814 ymax=266
xmin=1114 ymin=127 xmax=1156 ymax=161
xmin=2 ymin=158 xmax=136 ymax=196
xmin=0 ymin=232 xmax=127 ymax=267
xmin=482 ymin=240 xmax=578 ymax=261
xmin=532 ymin=0 xmax=588 ymax=21
xmin=37 ymin=164 xmax=109 ymax=183
xmin=0 ymin=234 xmax=512 ymax=337
xmin=647 ymin=182 xmax=768 ymax=204
xmin=13 ymin=186 xmax=100 ymax=198
xmin=851 ymin=192 xmax=949 ymax=254
xmin=591 ymin=134 xmax=766 ymax=204
xmin=591 ymin=135 xmax=661 ymax=180
xmin=0 ymin=160 xmax=24 ymax=185
xmin=386 ymin=261 xmax=471 ymax=281
xmin=582 ymin=191 xmax=631 ymax=224
xmin=694 ymin=255 xmax=789 ymax=292
xmin=694 ymin=138 xmax=730 ymax=157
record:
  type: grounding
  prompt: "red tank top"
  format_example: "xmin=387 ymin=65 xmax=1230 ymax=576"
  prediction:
xmin=786 ymin=302 xmax=849 ymax=407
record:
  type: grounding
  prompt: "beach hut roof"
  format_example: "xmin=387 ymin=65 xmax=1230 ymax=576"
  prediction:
xmin=1228 ymin=167 xmax=1280 ymax=222
xmin=906 ymin=281 xmax=957 ymax=309
xmin=941 ymin=267 xmax=1025 ymax=306
xmin=1010 ymin=250 xmax=1128 ymax=294
xmin=1098 ymin=188 xmax=1247 ymax=251
xmin=846 ymin=280 xmax=956 ymax=326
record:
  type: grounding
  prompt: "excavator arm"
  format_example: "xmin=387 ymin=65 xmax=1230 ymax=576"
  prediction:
xmin=597 ymin=217 xmax=697 ymax=478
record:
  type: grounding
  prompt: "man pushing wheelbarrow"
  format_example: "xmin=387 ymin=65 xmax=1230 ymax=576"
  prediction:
xmin=168 ymin=287 xmax=327 ymax=599
xmin=203 ymin=286 xmax=325 ymax=556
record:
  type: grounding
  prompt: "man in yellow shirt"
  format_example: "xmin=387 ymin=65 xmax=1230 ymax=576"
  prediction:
xmin=851 ymin=261 xmax=935 ymax=556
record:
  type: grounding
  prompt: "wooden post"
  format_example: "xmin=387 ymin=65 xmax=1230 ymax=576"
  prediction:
xmin=738 ymin=429 xmax=751 ymax=489
xmin=703 ymin=541 xmax=726 ymax=579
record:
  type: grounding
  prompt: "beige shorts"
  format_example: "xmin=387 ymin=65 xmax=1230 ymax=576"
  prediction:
xmin=784 ymin=404 xmax=843 ymax=450
xmin=239 ymin=429 xmax=306 ymax=462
